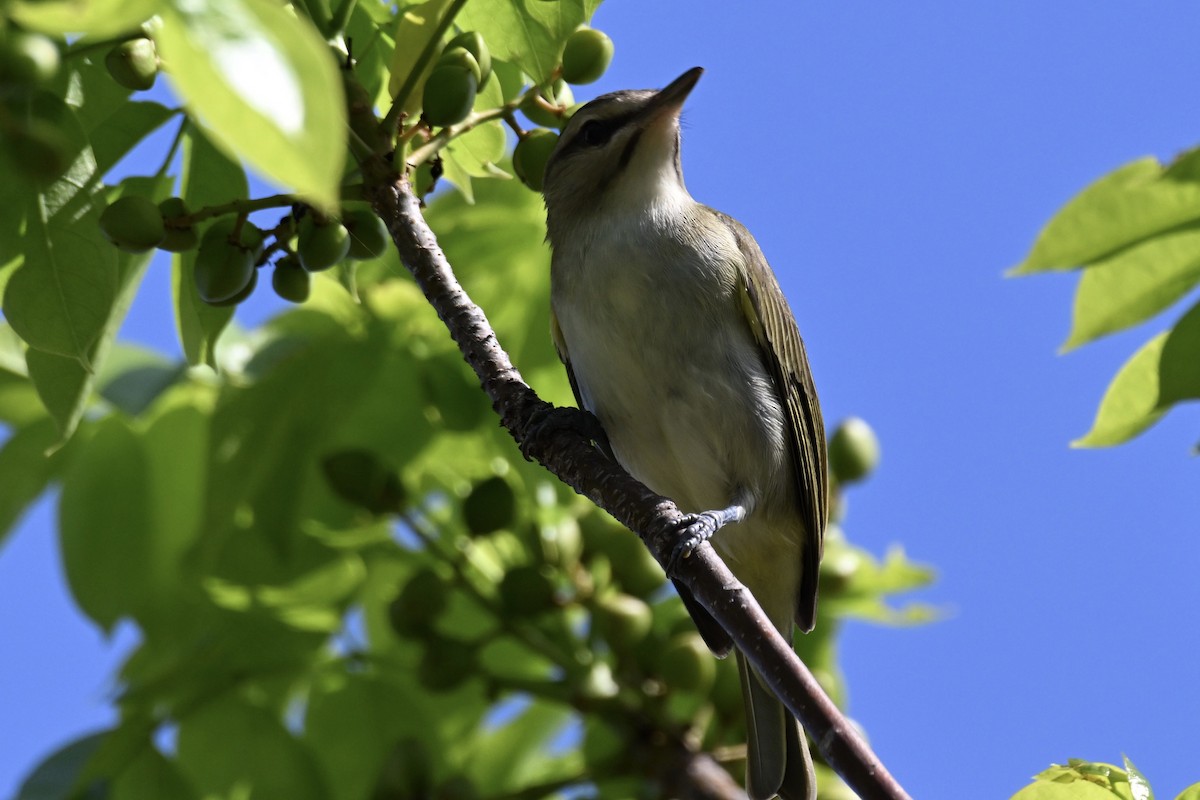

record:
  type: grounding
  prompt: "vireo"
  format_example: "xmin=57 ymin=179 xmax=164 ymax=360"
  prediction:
xmin=541 ymin=67 xmax=828 ymax=800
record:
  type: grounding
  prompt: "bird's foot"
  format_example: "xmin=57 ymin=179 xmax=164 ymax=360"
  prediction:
xmin=520 ymin=404 xmax=609 ymax=461
xmin=666 ymin=504 xmax=746 ymax=576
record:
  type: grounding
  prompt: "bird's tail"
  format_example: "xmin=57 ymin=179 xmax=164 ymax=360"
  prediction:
xmin=736 ymin=650 xmax=815 ymax=800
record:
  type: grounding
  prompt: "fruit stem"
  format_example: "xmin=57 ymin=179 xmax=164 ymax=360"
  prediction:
xmin=381 ymin=0 xmax=470 ymax=136
xmin=406 ymin=100 xmax=520 ymax=167
xmin=154 ymin=115 xmax=189 ymax=178
xmin=63 ymin=34 xmax=140 ymax=61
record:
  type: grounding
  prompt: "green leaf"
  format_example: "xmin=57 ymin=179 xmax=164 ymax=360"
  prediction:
xmin=59 ymin=416 xmax=151 ymax=631
xmin=387 ymin=0 xmax=457 ymax=112
xmin=1010 ymin=782 xmax=1128 ymax=800
xmin=89 ymin=102 xmax=176 ymax=176
xmin=177 ymin=695 xmax=331 ymax=800
xmin=154 ymin=0 xmax=347 ymax=210
xmin=14 ymin=730 xmax=108 ymax=800
xmin=1157 ymin=299 xmax=1200 ymax=408
xmin=10 ymin=0 xmax=158 ymax=38
xmin=1073 ymin=333 xmax=1167 ymax=448
xmin=110 ymin=745 xmax=199 ymax=800
xmin=456 ymin=0 xmax=590 ymax=84
xmin=1122 ymin=757 xmax=1153 ymax=800
xmin=467 ymin=699 xmax=579 ymax=792
xmin=0 ymin=418 xmax=65 ymax=552
xmin=174 ymin=128 xmax=246 ymax=367
xmin=1064 ymin=224 xmax=1200 ymax=349
xmin=24 ymin=178 xmax=166 ymax=441
xmin=1013 ymin=152 xmax=1200 ymax=275
xmin=1175 ymin=782 xmax=1200 ymax=800
xmin=97 ymin=344 xmax=186 ymax=416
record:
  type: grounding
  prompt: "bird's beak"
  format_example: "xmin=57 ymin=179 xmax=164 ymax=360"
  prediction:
xmin=639 ymin=67 xmax=703 ymax=124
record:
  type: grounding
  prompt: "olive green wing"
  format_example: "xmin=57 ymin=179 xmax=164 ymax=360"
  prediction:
xmin=718 ymin=211 xmax=829 ymax=632
xmin=549 ymin=307 xmax=586 ymax=412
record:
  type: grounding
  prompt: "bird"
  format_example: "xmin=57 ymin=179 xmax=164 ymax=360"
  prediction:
xmin=540 ymin=67 xmax=828 ymax=800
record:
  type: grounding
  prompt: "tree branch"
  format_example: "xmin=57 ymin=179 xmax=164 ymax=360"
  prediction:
xmin=351 ymin=83 xmax=912 ymax=800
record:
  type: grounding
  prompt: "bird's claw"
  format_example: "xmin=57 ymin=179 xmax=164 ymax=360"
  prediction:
xmin=666 ymin=512 xmax=719 ymax=576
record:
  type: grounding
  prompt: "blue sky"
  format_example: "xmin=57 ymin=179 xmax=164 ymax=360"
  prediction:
xmin=3 ymin=2 xmax=1200 ymax=798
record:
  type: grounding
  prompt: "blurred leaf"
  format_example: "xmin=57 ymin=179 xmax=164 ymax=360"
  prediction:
xmin=1176 ymin=782 xmax=1200 ymax=800
xmin=1013 ymin=151 xmax=1200 ymax=275
xmin=155 ymin=0 xmax=346 ymax=210
xmin=0 ymin=418 xmax=67 ymax=552
xmin=58 ymin=416 xmax=151 ymax=631
xmin=1064 ymin=224 xmax=1200 ymax=350
xmin=13 ymin=730 xmax=107 ymax=800
xmin=96 ymin=344 xmax=187 ymax=416
xmin=177 ymin=695 xmax=331 ymax=800
xmin=10 ymin=0 xmax=158 ymax=37
xmin=1073 ymin=333 xmax=1167 ymax=448
xmin=1157 ymin=299 xmax=1200 ymax=407
xmin=173 ymin=128 xmax=246 ymax=367
xmin=456 ymin=0 xmax=592 ymax=84
xmin=110 ymin=745 xmax=198 ymax=800
xmin=468 ymin=698 xmax=581 ymax=792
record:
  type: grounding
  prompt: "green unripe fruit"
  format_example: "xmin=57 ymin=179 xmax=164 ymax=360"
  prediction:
xmin=519 ymin=81 xmax=574 ymax=129
xmin=320 ymin=448 xmax=404 ymax=514
xmin=0 ymin=32 xmax=60 ymax=88
xmin=417 ymin=637 xmax=476 ymax=692
xmin=99 ymin=195 xmax=165 ymax=252
xmin=342 ymin=209 xmax=389 ymax=260
xmin=513 ymin=129 xmax=558 ymax=192
xmin=828 ymin=417 xmax=881 ymax=484
xmin=271 ymin=255 xmax=311 ymax=303
xmin=437 ymin=47 xmax=482 ymax=85
xmin=205 ymin=266 xmax=258 ymax=307
xmin=710 ymin=657 xmax=742 ymax=716
xmin=194 ymin=218 xmax=260 ymax=305
xmin=157 ymin=197 xmax=197 ymax=252
xmin=422 ymin=64 xmax=476 ymax=127
xmin=5 ymin=119 xmax=72 ymax=181
xmin=296 ymin=217 xmax=350 ymax=272
xmin=593 ymin=593 xmax=653 ymax=651
xmin=560 ymin=28 xmax=613 ymax=85
xmin=104 ymin=38 xmax=158 ymax=92
xmin=608 ymin=533 xmax=664 ymax=598
xmin=657 ymin=632 xmax=716 ymax=694
xmin=462 ymin=475 xmax=516 ymax=535
xmin=498 ymin=565 xmax=557 ymax=616
xmin=388 ymin=567 xmax=450 ymax=636
xmin=446 ymin=31 xmax=491 ymax=85
xmin=434 ymin=775 xmax=480 ymax=800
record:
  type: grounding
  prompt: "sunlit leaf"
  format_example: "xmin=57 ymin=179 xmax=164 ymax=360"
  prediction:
xmin=10 ymin=0 xmax=158 ymax=38
xmin=1064 ymin=224 xmax=1200 ymax=350
xmin=1013 ymin=151 xmax=1200 ymax=275
xmin=456 ymin=0 xmax=592 ymax=84
xmin=387 ymin=0 xmax=456 ymax=111
xmin=155 ymin=0 xmax=346 ymax=209
xmin=1073 ymin=333 xmax=1167 ymax=448
xmin=1175 ymin=782 xmax=1200 ymax=800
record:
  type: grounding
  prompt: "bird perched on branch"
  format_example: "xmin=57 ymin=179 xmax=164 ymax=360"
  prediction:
xmin=541 ymin=67 xmax=828 ymax=800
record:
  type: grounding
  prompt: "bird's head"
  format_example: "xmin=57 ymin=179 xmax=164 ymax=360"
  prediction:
xmin=543 ymin=67 xmax=702 ymax=243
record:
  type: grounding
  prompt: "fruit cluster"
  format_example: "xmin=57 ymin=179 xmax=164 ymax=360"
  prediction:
xmin=98 ymin=195 xmax=392 ymax=307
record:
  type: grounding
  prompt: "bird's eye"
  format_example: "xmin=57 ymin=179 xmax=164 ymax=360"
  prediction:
xmin=577 ymin=119 xmax=612 ymax=148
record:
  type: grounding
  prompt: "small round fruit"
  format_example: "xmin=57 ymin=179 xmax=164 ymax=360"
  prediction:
xmin=498 ymin=565 xmax=557 ymax=616
xmin=513 ymin=129 xmax=558 ymax=192
xmin=422 ymin=63 xmax=476 ymax=127
xmin=388 ymin=567 xmax=450 ymax=636
xmin=194 ymin=219 xmax=259 ymax=305
xmin=342 ymin=209 xmax=389 ymax=260
xmin=560 ymin=28 xmax=613 ymax=85
xmin=519 ymin=81 xmax=574 ymax=129
xmin=436 ymin=47 xmax=482 ymax=85
xmin=272 ymin=256 xmax=312 ymax=303
xmin=157 ymin=197 xmax=198 ymax=252
xmin=593 ymin=593 xmax=653 ymax=651
xmin=657 ymin=632 xmax=716 ymax=694
xmin=296 ymin=217 xmax=350 ymax=271
xmin=828 ymin=417 xmax=881 ymax=484
xmin=104 ymin=38 xmax=158 ymax=92
xmin=99 ymin=195 xmax=165 ymax=252
xmin=205 ymin=267 xmax=258 ymax=307
xmin=445 ymin=31 xmax=491 ymax=85
xmin=607 ymin=533 xmax=664 ymax=598
xmin=0 ymin=32 xmax=60 ymax=88
xmin=462 ymin=475 xmax=516 ymax=535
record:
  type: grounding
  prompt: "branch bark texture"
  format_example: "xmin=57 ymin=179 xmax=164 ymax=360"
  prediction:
xmin=359 ymin=136 xmax=911 ymax=799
